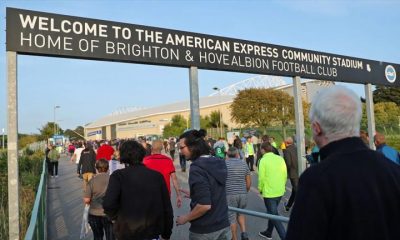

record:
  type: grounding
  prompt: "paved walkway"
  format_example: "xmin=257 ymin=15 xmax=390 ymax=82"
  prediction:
xmin=47 ymin=154 xmax=291 ymax=239
xmin=47 ymin=155 xmax=91 ymax=240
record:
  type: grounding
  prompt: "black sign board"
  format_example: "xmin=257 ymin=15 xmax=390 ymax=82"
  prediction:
xmin=6 ymin=8 xmax=399 ymax=86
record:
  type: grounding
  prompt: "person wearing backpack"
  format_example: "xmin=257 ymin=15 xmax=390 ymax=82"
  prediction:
xmin=48 ymin=145 xmax=61 ymax=178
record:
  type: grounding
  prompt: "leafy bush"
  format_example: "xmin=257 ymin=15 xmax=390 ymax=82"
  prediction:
xmin=0 ymin=148 xmax=44 ymax=239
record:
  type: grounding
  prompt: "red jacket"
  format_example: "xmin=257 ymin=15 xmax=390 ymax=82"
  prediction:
xmin=96 ymin=144 xmax=115 ymax=160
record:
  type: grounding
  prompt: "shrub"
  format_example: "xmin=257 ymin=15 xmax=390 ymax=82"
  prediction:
xmin=0 ymin=149 xmax=44 ymax=239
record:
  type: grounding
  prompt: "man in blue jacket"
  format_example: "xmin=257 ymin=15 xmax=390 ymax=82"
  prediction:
xmin=374 ymin=132 xmax=400 ymax=165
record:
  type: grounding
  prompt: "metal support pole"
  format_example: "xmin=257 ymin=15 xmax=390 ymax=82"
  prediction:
xmin=365 ymin=84 xmax=376 ymax=150
xmin=293 ymin=76 xmax=306 ymax=175
xmin=189 ymin=67 xmax=200 ymax=130
xmin=7 ymin=51 xmax=19 ymax=240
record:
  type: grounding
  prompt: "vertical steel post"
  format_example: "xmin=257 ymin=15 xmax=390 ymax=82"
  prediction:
xmin=7 ymin=51 xmax=19 ymax=240
xmin=189 ymin=67 xmax=200 ymax=130
xmin=365 ymin=84 xmax=376 ymax=149
xmin=293 ymin=76 xmax=306 ymax=175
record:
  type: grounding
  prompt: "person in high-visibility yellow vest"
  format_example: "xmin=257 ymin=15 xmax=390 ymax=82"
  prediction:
xmin=244 ymin=136 xmax=255 ymax=171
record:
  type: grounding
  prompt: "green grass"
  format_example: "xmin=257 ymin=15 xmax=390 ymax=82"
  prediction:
xmin=0 ymin=148 xmax=44 ymax=240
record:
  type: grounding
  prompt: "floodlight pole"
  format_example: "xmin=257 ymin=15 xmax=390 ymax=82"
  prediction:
xmin=7 ymin=51 xmax=19 ymax=240
xmin=213 ymin=87 xmax=223 ymax=137
xmin=189 ymin=67 xmax=200 ymax=130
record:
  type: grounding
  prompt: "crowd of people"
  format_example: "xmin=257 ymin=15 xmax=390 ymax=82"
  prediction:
xmin=45 ymin=86 xmax=400 ymax=240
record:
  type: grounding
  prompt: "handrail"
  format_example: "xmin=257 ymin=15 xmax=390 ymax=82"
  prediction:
xmin=24 ymin=159 xmax=47 ymax=240
xmin=228 ymin=206 xmax=289 ymax=223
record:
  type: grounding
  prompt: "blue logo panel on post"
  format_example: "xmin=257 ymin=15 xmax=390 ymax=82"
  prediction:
xmin=385 ymin=65 xmax=396 ymax=83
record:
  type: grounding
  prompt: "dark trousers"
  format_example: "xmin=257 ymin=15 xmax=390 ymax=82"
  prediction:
xmin=88 ymin=214 xmax=115 ymax=240
xmin=287 ymin=178 xmax=299 ymax=208
xmin=46 ymin=159 xmax=51 ymax=174
xmin=246 ymin=155 xmax=254 ymax=171
xmin=264 ymin=197 xmax=286 ymax=239
xmin=179 ymin=154 xmax=186 ymax=171
xmin=49 ymin=161 xmax=59 ymax=176
xmin=170 ymin=150 xmax=176 ymax=160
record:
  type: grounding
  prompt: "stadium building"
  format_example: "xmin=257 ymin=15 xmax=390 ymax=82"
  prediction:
xmin=84 ymin=76 xmax=333 ymax=140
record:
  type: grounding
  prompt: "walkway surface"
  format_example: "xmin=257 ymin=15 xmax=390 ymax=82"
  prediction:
xmin=47 ymin=153 xmax=292 ymax=240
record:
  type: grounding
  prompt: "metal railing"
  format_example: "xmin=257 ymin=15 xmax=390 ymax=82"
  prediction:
xmin=228 ymin=206 xmax=289 ymax=223
xmin=24 ymin=159 xmax=47 ymax=240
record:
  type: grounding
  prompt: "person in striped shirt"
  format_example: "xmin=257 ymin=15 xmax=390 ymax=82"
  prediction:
xmin=225 ymin=147 xmax=251 ymax=240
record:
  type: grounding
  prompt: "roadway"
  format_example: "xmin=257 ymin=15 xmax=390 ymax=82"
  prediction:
xmin=47 ymin=153 xmax=292 ymax=240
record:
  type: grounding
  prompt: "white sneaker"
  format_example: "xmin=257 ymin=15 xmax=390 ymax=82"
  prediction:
xmin=55 ymin=175 xmax=59 ymax=178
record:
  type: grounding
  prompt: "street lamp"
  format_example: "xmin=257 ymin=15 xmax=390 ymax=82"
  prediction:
xmin=213 ymin=87 xmax=223 ymax=138
xmin=54 ymin=105 xmax=60 ymax=135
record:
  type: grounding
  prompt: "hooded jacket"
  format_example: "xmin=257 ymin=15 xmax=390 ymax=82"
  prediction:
xmin=189 ymin=155 xmax=230 ymax=234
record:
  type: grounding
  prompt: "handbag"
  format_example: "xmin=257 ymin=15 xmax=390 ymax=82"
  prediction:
xmin=80 ymin=204 xmax=91 ymax=239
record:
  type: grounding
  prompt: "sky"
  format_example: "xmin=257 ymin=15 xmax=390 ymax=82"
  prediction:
xmin=1 ymin=0 xmax=399 ymax=134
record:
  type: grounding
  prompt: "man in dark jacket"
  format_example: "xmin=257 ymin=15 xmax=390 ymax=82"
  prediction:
xmin=176 ymin=129 xmax=231 ymax=239
xmin=286 ymin=86 xmax=400 ymax=240
xmin=103 ymin=140 xmax=173 ymax=240
xmin=282 ymin=136 xmax=298 ymax=211
xmin=78 ymin=143 xmax=96 ymax=190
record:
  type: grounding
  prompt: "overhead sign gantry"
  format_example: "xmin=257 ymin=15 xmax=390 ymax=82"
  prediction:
xmin=6 ymin=8 xmax=398 ymax=86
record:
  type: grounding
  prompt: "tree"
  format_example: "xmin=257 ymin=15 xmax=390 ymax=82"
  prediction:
xmin=230 ymin=88 xmax=308 ymax=136
xmin=373 ymin=86 xmax=400 ymax=105
xmin=163 ymin=115 xmax=187 ymax=138
xmin=19 ymin=134 xmax=38 ymax=148
xmin=64 ymin=126 xmax=85 ymax=140
xmin=37 ymin=122 xmax=63 ymax=141
xmin=207 ymin=111 xmax=227 ymax=128
xmin=361 ymin=101 xmax=400 ymax=134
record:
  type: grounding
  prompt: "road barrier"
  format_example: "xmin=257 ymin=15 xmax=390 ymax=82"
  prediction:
xmin=228 ymin=206 xmax=289 ymax=223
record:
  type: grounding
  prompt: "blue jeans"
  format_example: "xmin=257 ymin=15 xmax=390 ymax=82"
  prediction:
xmin=263 ymin=197 xmax=286 ymax=239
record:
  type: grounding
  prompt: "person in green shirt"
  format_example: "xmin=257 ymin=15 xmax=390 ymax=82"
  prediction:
xmin=244 ymin=137 xmax=255 ymax=171
xmin=258 ymin=142 xmax=287 ymax=240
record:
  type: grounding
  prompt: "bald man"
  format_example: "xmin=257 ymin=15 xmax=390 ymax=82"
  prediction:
xmin=374 ymin=132 xmax=400 ymax=165
xmin=143 ymin=140 xmax=182 ymax=208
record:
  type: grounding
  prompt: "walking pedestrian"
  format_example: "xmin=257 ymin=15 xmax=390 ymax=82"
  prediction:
xmin=258 ymin=142 xmax=287 ymax=240
xmin=282 ymin=137 xmax=299 ymax=212
xmin=286 ymin=86 xmax=400 ymax=240
xmin=374 ymin=132 xmax=400 ymax=164
xmin=244 ymin=137 xmax=255 ymax=171
xmin=225 ymin=147 xmax=251 ymax=240
xmin=83 ymin=159 xmax=114 ymax=240
xmin=103 ymin=140 xmax=173 ymax=240
xmin=143 ymin=140 xmax=182 ymax=208
xmin=48 ymin=144 xmax=61 ymax=178
xmin=78 ymin=143 xmax=97 ymax=190
xmin=176 ymin=129 xmax=231 ymax=240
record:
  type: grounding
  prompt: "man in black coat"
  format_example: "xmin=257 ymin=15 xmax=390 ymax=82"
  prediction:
xmin=286 ymin=86 xmax=400 ymax=240
xmin=282 ymin=136 xmax=298 ymax=211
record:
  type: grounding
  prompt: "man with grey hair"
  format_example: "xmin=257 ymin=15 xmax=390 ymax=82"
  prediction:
xmin=225 ymin=147 xmax=251 ymax=240
xmin=286 ymin=86 xmax=400 ymax=240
